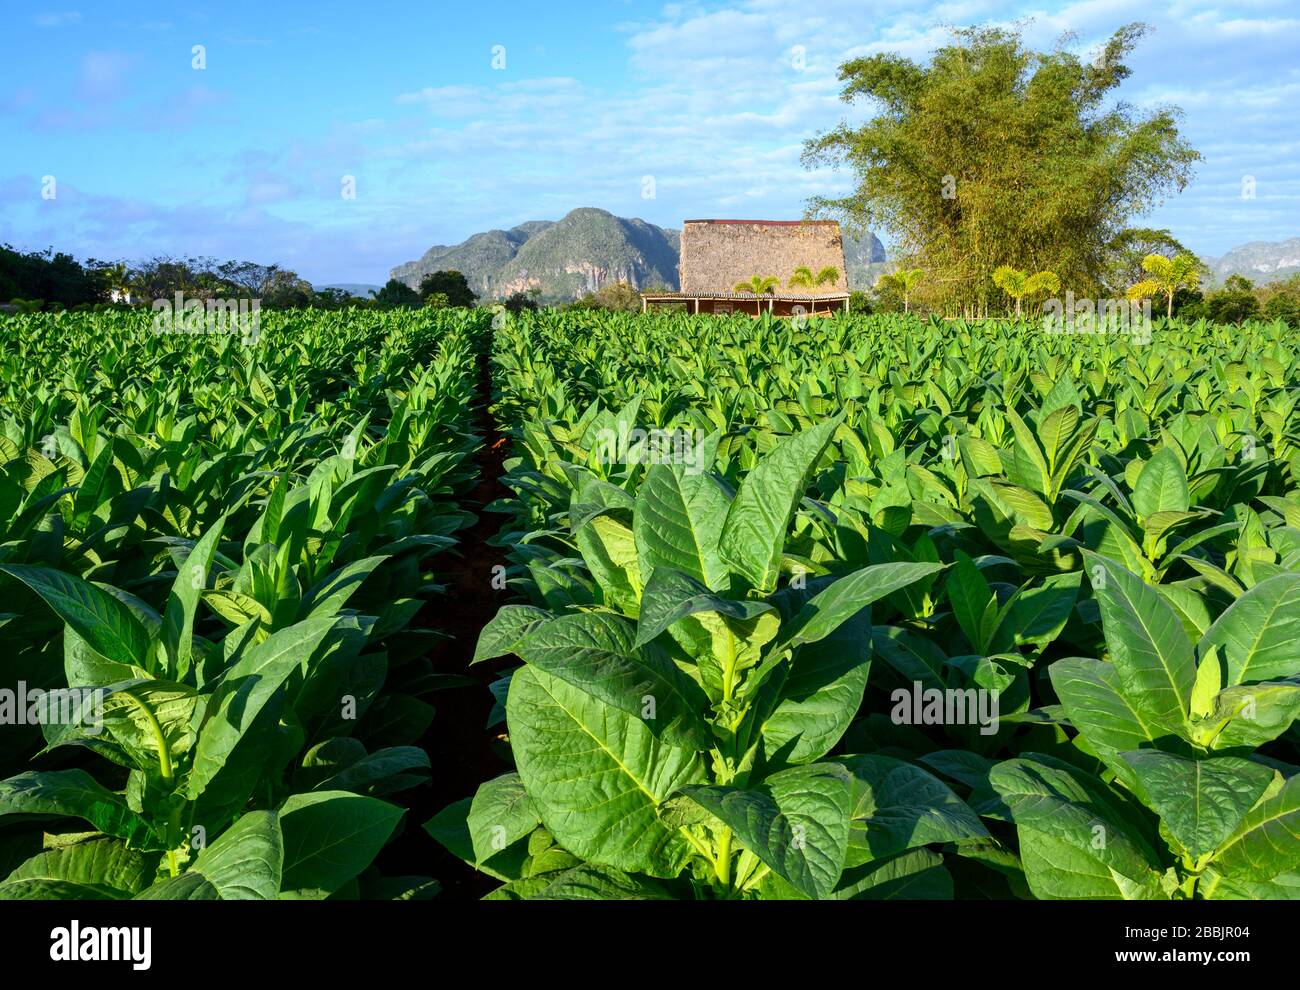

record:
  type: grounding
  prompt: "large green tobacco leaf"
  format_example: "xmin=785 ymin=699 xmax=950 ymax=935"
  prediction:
xmin=187 ymin=616 xmax=341 ymax=799
xmin=1003 ymin=407 xmax=1050 ymax=495
xmin=1199 ymin=574 xmax=1300 ymax=686
xmin=837 ymin=755 xmax=988 ymax=865
xmin=947 ymin=552 xmax=994 ymax=652
xmin=1131 ymin=448 xmax=1190 ymax=518
xmin=634 ymin=567 xmax=772 ymax=649
xmin=472 ymin=604 xmax=550 ymax=663
xmin=160 ymin=515 xmax=226 ymax=679
xmin=310 ymin=746 xmax=430 ymax=796
xmin=97 ymin=682 xmax=200 ymax=772
xmin=1048 ymin=657 xmax=1156 ymax=785
xmin=986 ymin=572 xmax=1081 ymax=652
xmin=515 ymin=611 xmax=712 ymax=750
xmin=830 ymin=848 xmax=954 ymax=899
xmin=1211 ymin=774 xmax=1300 ymax=880
xmin=299 ymin=555 xmax=389 ymax=619
xmin=423 ymin=798 xmax=533 ymax=883
xmin=0 ymin=836 xmax=159 ymax=900
xmin=1016 ymin=829 xmax=1164 ymax=899
xmin=679 ymin=762 xmax=852 ymax=899
xmin=871 ymin=625 xmax=946 ymax=691
xmin=466 ymin=772 xmax=541 ymax=866
xmin=184 ymin=809 xmax=283 ymax=899
xmin=634 ymin=462 xmax=730 ymax=591
xmin=277 ymin=791 xmax=404 ymax=898
xmin=990 ymin=755 xmax=1164 ymax=899
xmin=760 ymin=610 xmax=872 ymax=766
xmin=575 ymin=515 xmax=640 ymax=613
xmin=1208 ymin=679 xmax=1300 ymax=749
xmin=134 ymin=872 xmax=220 ymax=900
xmin=1121 ymin=751 xmax=1272 ymax=858
xmin=0 ymin=565 xmax=150 ymax=669
xmin=1200 ymin=868 xmax=1300 ymax=900
xmin=507 ymin=666 xmax=705 ymax=877
xmin=0 ymin=770 xmax=152 ymax=846
xmin=1086 ymin=553 xmax=1195 ymax=736
xmin=718 ymin=416 xmax=841 ymax=594
xmin=773 ymin=561 xmax=945 ymax=654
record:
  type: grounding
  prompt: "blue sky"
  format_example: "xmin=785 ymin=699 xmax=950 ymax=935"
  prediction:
xmin=1 ymin=0 xmax=1296 ymax=284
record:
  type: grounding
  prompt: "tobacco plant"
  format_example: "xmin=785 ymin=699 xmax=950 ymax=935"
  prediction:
xmin=989 ymin=553 xmax=1300 ymax=899
xmin=432 ymin=418 xmax=998 ymax=898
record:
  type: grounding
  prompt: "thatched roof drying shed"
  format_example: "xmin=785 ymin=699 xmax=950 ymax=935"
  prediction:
xmin=678 ymin=219 xmax=846 ymax=293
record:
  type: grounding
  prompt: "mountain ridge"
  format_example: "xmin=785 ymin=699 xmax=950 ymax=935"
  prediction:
xmin=1202 ymin=238 xmax=1300 ymax=285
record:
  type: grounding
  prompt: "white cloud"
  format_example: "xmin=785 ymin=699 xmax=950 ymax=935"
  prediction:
xmin=33 ymin=11 xmax=81 ymax=28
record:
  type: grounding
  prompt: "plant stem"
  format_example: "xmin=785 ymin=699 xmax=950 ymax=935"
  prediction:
xmin=721 ymin=626 xmax=739 ymax=702
xmin=120 ymin=690 xmax=181 ymax=876
xmin=716 ymin=827 xmax=733 ymax=888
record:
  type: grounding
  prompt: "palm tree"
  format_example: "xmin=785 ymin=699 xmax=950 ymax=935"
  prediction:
xmin=104 ymin=262 xmax=133 ymax=304
xmin=993 ymin=266 xmax=1061 ymax=318
xmin=1126 ymin=253 xmax=1203 ymax=320
xmin=815 ymin=266 xmax=841 ymax=294
xmin=789 ymin=265 xmax=843 ymax=314
xmin=788 ymin=265 xmax=814 ymax=296
xmin=874 ymin=268 xmax=924 ymax=314
xmin=734 ymin=275 xmax=780 ymax=315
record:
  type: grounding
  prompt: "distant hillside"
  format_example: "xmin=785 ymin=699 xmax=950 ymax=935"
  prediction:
xmin=392 ymin=209 xmax=679 ymax=302
xmin=314 ymin=283 xmax=382 ymax=297
xmin=392 ymin=208 xmax=885 ymax=302
xmin=1203 ymin=238 xmax=1300 ymax=286
xmin=842 ymin=230 xmax=889 ymax=290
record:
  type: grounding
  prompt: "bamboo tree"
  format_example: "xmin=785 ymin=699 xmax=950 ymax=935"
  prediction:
xmin=803 ymin=24 xmax=1200 ymax=313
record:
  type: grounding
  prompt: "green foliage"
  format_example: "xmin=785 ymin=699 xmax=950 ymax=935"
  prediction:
xmin=0 ymin=245 xmax=106 ymax=309
xmin=1203 ymin=275 xmax=1262 ymax=325
xmin=418 ymin=270 xmax=478 ymax=308
xmin=430 ymin=306 xmax=1300 ymax=899
xmin=0 ymin=307 xmax=489 ymax=899
xmin=572 ymin=281 xmax=643 ymax=313
xmin=992 ymin=266 xmax=1060 ymax=318
xmin=734 ymin=275 xmax=781 ymax=296
xmin=8 ymin=299 xmax=1300 ymax=902
xmin=874 ymin=268 xmax=924 ymax=313
xmin=371 ymin=279 xmax=423 ymax=309
xmin=805 ymin=23 xmax=1200 ymax=315
xmin=1127 ymin=253 xmax=1206 ymax=320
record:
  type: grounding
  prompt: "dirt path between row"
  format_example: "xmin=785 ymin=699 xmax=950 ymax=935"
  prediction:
xmin=376 ymin=346 xmax=515 ymax=898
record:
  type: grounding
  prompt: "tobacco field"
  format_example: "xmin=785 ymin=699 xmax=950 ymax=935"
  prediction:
xmin=3 ymin=307 xmax=1300 ymax=900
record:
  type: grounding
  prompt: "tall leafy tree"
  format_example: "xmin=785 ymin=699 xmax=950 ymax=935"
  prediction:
xmin=371 ymin=279 xmax=422 ymax=309
xmin=804 ymin=23 xmax=1200 ymax=316
xmin=418 ymin=270 xmax=478 ymax=308
xmin=1103 ymin=228 xmax=1192 ymax=294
